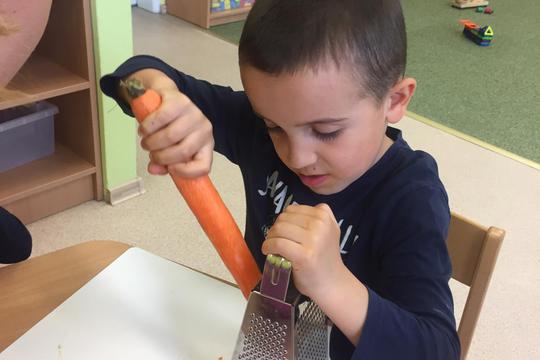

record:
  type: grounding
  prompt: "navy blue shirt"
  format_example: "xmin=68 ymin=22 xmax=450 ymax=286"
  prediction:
xmin=0 ymin=207 xmax=32 ymax=264
xmin=101 ymin=55 xmax=460 ymax=360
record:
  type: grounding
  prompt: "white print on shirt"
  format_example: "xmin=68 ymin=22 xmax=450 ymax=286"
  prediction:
xmin=258 ymin=170 xmax=359 ymax=255
xmin=258 ymin=170 xmax=297 ymax=214
xmin=337 ymin=219 xmax=360 ymax=255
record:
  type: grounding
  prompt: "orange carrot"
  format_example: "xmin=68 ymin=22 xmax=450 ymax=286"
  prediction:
xmin=123 ymin=79 xmax=261 ymax=298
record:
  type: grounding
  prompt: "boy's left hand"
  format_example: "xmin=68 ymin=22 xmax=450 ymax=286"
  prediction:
xmin=262 ymin=203 xmax=347 ymax=300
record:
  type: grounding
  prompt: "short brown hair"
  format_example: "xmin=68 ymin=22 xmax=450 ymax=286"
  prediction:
xmin=239 ymin=0 xmax=407 ymax=103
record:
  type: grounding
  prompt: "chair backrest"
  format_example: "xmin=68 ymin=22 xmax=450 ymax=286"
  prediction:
xmin=447 ymin=212 xmax=505 ymax=360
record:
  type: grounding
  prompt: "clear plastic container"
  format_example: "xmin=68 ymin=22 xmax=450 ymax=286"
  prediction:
xmin=0 ymin=101 xmax=58 ymax=172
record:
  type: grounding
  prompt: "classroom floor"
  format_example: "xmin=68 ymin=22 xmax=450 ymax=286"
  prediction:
xmin=27 ymin=8 xmax=540 ymax=360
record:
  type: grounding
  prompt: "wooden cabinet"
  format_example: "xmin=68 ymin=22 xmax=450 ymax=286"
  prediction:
xmin=0 ymin=0 xmax=102 ymax=224
xmin=167 ymin=0 xmax=252 ymax=29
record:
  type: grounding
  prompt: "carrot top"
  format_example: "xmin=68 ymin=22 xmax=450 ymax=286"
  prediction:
xmin=120 ymin=78 xmax=147 ymax=100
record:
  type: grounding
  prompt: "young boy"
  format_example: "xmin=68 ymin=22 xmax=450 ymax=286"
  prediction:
xmin=101 ymin=0 xmax=460 ymax=358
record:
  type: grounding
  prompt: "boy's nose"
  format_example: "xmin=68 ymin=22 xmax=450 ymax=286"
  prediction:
xmin=285 ymin=140 xmax=317 ymax=170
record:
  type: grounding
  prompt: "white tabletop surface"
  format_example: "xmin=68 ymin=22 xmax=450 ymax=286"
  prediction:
xmin=0 ymin=248 xmax=247 ymax=360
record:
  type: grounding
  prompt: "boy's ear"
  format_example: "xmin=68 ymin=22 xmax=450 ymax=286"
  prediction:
xmin=385 ymin=77 xmax=416 ymax=124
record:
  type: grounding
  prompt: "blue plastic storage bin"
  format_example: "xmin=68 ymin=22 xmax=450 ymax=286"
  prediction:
xmin=0 ymin=101 xmax=58 ymax=173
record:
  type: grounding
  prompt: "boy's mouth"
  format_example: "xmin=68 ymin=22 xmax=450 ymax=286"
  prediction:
xmin=298 ymin=174 xmax=328 ymax=187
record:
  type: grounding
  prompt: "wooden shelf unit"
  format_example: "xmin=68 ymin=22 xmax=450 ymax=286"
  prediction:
xmin=0 ymin=0 xmax=102 ymax=224
xmin=0 ymin=56 xmax=89 ymax=111
xmin=0 ymin=144 xmax=95 ymax=207
xmin=167 ymin=0 xmax=252 ymax=29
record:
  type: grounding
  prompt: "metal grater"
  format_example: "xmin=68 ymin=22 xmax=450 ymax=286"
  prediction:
xmin=232 ymin=255 xmax=330 ymax=360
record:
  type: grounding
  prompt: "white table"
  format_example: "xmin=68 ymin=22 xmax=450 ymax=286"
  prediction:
xmin=0 ymin=245 xmax=246 ymax=359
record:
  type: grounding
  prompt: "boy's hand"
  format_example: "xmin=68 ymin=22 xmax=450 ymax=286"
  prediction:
xmin=262 ymin=203 xmax=347 ymax=300
xmin=123 ymin=69 xmax=214 ymax=178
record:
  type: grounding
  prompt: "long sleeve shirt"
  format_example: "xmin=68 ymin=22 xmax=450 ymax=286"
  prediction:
xmin=0 ymin=207 xmax=32 ymax=264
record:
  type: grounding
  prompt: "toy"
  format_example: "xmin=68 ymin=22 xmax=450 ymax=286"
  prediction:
xmin=476 ymin=6 xmax=494 ymax=14
xmin=459 ymin=19 xmax=494 ymax=46
xmin=211 ymin=0 xmax=254 ymax=12
xmin=452 ymin=0 xmax=489 ymax=9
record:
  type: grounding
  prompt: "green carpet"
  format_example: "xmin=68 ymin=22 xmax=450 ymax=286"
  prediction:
xmin=209 ymin=0 xmax=540 ymax=165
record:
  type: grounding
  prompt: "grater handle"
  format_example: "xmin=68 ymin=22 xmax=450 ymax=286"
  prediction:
xmin=260 ymin=254 xmax=292 ymax=302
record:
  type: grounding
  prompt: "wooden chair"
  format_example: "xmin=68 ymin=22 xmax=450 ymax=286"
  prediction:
xmin=447 ymin=212 xmax=505 ymax=360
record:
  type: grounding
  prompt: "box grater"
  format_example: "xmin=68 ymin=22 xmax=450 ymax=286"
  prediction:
xmin=232 ymin=255 xmax=330 ymax=360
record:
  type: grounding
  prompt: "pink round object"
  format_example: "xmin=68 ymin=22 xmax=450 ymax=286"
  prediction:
xmin=0 ymin=0 xmax=53 ymax=87
xmin=484 ymin=7 xmax=494 ymax=14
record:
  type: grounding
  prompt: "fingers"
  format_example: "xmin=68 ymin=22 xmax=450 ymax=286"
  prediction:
xmin=279 ymin=203 xmax=335 ymax=228
xmin=261 ymin=236 xmax=305 ymax=265
xmin=148 ymin=140 xmax=214 ymax=178
xmin=140 ymin=105 xmax=204 ymax=151
xmin=138 ymin=92 xmax=191 ymax=136
xmin=263 ymin=203 xmax=338 ymax=258
xmin=284 ymin=203 xmax=328 ymax=217
xmin=168 ymin=142 xmax=214 ymax=178
xmin=263 ymin=203 xmax=343 ymax=299
xmin=266 ymin=220 xmax=307 ymax=245
xmin=135 ymin=89 xmax=214 ymax=178
xmin=272 ymin=212 xmax=313 ymax=230
xmin=147 ymin=162 xmax=168 ymax=175
xmin=315 ymin=203 xmax=338 ymax=223
xmin=315 ymin=203 xmax=333 ymax=215
xmin=147 ymin=127 xmax=210 ymax=165
xmin=264 ymin=213 xmax=310 ymax=263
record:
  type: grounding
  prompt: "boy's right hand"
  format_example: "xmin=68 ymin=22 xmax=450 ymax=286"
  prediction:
xmin=124 ymin=70 xmax=214 ymax=178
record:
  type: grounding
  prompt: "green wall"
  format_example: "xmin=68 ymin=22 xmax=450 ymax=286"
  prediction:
xmin=91 ymin=0 xmax=137 ymax=191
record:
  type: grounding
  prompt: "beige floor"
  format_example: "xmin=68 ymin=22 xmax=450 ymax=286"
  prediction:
xmin=27 ymin=8 xmax=540 ymax=359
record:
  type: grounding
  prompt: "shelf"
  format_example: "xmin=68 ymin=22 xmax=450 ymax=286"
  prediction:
xmin=0 ymin=0 xmax=102 ymax=224
xmin=210 ymin=6 xmax=252 ymax=26
xmin=0 ymin=55 xmax=90 ymax=111
xmin=167 ymin=1 xmax=252 ymax=29
xmin=0 ymin=144 xmax=96 ymax=205
xmin=210 ymin=6 xmax=252 ymax=20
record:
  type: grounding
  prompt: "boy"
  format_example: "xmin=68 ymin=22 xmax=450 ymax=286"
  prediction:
xmin=101 ymin=0 xmax=460 ymax=358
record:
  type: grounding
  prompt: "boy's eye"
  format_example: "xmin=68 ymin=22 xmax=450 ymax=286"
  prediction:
xmin=266 ymin=124 xmax=341 ymax=141
xmin=312 ymin=128 xmax=342 ymax=141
